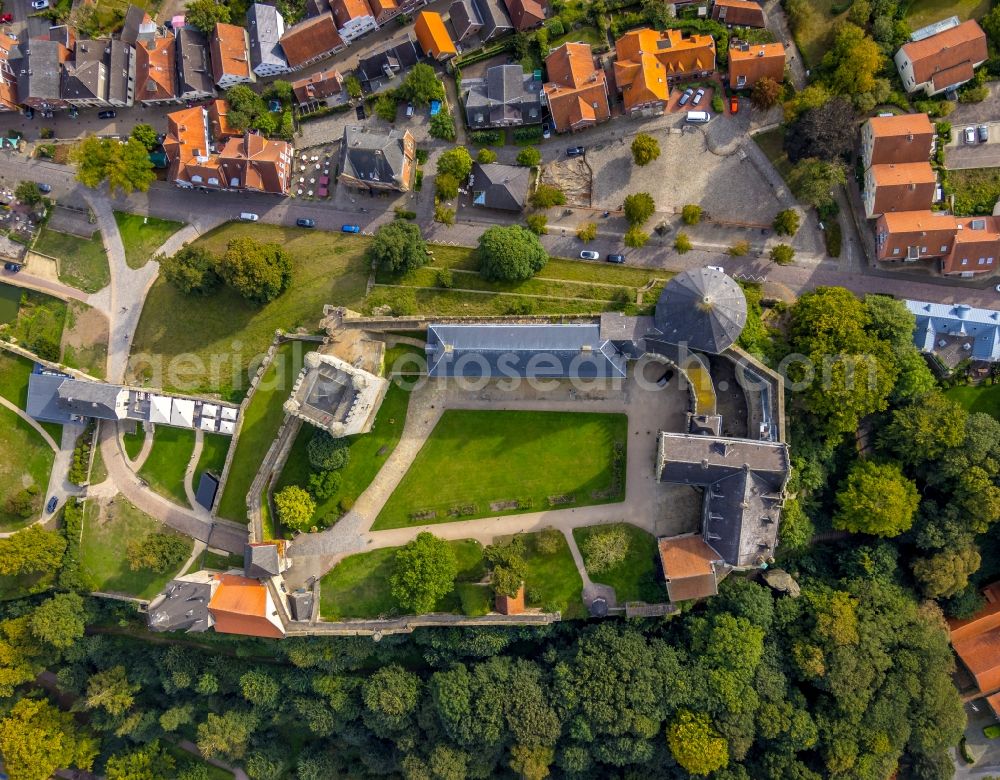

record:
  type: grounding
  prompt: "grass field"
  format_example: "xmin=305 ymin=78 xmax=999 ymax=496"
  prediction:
xmin=123 ymin=425 xmax=147 ymax=461
xmin=0 ymin=406 xmax=53 ymax=531
xmin=905 ymin=0 xmax=989 ymax=29
xmin=81 ymin=498 xmax=193 ymax=599
xmin=61 ymin=300 xmax=108 ymax=379
xmin=216 ymin=341 xmax=304 ymax=522
xmin=200 ymin=549 xmax=244 ymax=572
xmin=787 ymin=0 xmax=848 ymax=68
xmin=6 ymin=290 xmax=66 ymax=360
xmin=946 ymin=384 xmax=1000 ymax=419
xmin=320 ymin=539 xmax=487 ymax=619
xmin=34 ymin=226 xmax=110 ymax=294
xmin=275 ymin=382 xmax=411 ymax=529
xmin=0 ymin=348 xmax=33 ymax=407
xmin=947 ymin=168 xmax=1000 ymax=216
xmin=573 ymin=523 xmax=666 ymax=603
xmin=520 ymin=531 xmax=585 ymax=618
xmin=114 ymin=211 xmax=185 ymax=269
xmin=754 ymin=128 xmax=793 ymax=184
xmin=374 ymin=410 xmax=627 ymax=530
xmin=129 ymin=224 xmax=369 ymax=396
xmin=138 ymin=427 xmax=197 ymax=507
xmin=195 ymin=433 xmax=231 ymax=481
xmin=0 ymin=284 xmax=19 ymax=324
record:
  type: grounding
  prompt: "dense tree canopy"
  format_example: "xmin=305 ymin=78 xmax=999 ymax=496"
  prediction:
xmin=366 ymin=221 xmax=428 ymax=275
xmin=397 ymin=63 xmax=445 ymax=105
xmin=0 ymin=698 xmax=97 ymax=780
xmin=184 ymin=0 xmax=230 ymax=32
xmin=477 ymin=225 xmax=548 ymax=281
xmin=390 ymin=533 xmax=457 ymax=613
xmin=436 ymin=147 xmax=473 ymax=181
xmin=785 ymin=97 xmax=857 ymax=163
xmin=822 ymin=22 xmax=884 ymax=95
xmin=0 ymin=526 xmax=65 ymax=576
xmin=161 ymin=245 xmax=222 ymax=296
xmin=72 ymin=136 xmax=155 ymax=195
xmin=833 ymin=460 xmax=920 ymax=537
xmin=218 ymin=237 xmax=292 ymax=303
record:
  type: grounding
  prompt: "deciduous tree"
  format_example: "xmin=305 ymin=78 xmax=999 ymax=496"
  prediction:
xmin=307 ymin=431 xmax=351 ymax=470
xmin=477 ymin=225 xmax=548 ymax=281
xmin=517 ymin=147 xmax=542 ymax=167
xmin=667 ymin=710 xmax=729 ymax=776
xmin=30 ymin=593 xmax=85 ymax=650
xmin=833 ymin=460 xmax=919 ymax=537
xmin=822 ymin=22 xmax=884 ymax=95
xmin=772 ymin=209 xmax=800 ymax=236
xmin=0 ymin=526 xmax=66 ymax=576
xmin=130 ymin=123 xmax=158 ymax=151
xmin=681 ymin=204 xmax=702 ymax=225
xmin=581 ymin=526 xmax=629 ymax=573
xmin=218 ymin=237 xmax=292 ymax=303
xmin=631 ymin=133 xmax=660 ymax=166
xmin=437 ymin=147 xmax=473 ymax=181
xmin=770 ymin=244 xmax=795 ymax=265
xmin=365 ymin=221 xmax=428 ymax=275
xmin=391 ymin=532 xmax=457 ymax=613
xmin=398 ymin=63 xmax=445 ymax=105
xmin=126 ymin=532 xmax=190 ymax=572
xmin=785 ymin=97 xmax=857 ymax=162
xmin=0 ymin=698 xmax=97 ymax=780
xmin=15 ymin=181 xmax=42 ymax=206
xmin=161 ymin=246 xmax=221 ymax=296
xmin=623 ymin=192 xmax=655 ymax=226
xmin=577 ymin=222 xmax=597 ymax=242
xmin=274 ymin=486 xmax=316 ymax=533
xmin=912 ymin=545 xmax=981 ymax=599
xmin=788 ymin=158 xmax=846 ymax=210
xmin=750 ymin=77 xmax=781 ymax=110
xmin=184 ymin=0 xmax=231 ymax=33
xmin=362 ymin=664 xmax=421 ymax=736
xmin=529 ymin=184 xmax=565 ymax=208
xmin=72 ymin=136 xmax=155 ymax=195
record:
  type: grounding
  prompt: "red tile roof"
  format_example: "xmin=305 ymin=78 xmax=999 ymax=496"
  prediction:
xmin=329 ymin=0 xmax=373 ymax=27
xmin=136 ymin=31 xmax=177 ymax=101
xmin=503 ymin=0 xmax=545 ymax=31
xmin=279 ymin=13 xmax=345 ymax=68
xmin=729 ymin=42 xmax=785 ymax=88
xmin=711 ymin=0 xmax=765 ymax=27
xmin=658 ymin=535 xmax=722 ymax=602
xmin=614 ymin=28 xmax=715 ymax=112
xmin=899 ymin=19 xmax=987 ymax=85
xmin=210 ymin=23 xmax=251 ymax=83
xmin=543 ymin=43 xmax=610 ymax=133
xmin=291 ymin=67 xmax=344 ymax=105
xmin=950 ymin=582 xmax=1000 ymax=694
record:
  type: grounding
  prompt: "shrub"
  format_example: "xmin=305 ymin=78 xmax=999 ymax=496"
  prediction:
xmin=526 ymin=214 xmax=548 ymax=235
xmin=430 ymin=112 xmax=456 ymax=141
xmin=436 ymin=268 xmax=453 ymax=288
xmin=469 ymin=129 xmax=503 ymax=146
xmin=477 ymin=148 xmax=497 ymax=164
xmin=58 ymin=499 xmax=85 ymax=591
xmin=770 ymin=243 xmax=795 ymax=265
xmin=624 ymin=226 xmax=649 ymax=248
xmin=68 ymin=424 xmax=95 ymax=486
xmin=434 ymin=205 xmax=455 ymax=225
xmin=435 ymin=173 xmax=459 ymax=200
xmin=530 ymin=184 xmax=566 ymax=208
xmin=307 ymin=431 xmax=350 ymax=471
xmin=374 ymin=94 xmax=398 ymax=122
xmin=824 ymin=222 xmax=842 ymax=257
xmin=393 ymin=208 xmax=417 ymax=220
xmin=414 ymin=170 xmax=424 ymax=191
xmin=513 ymin=126 xmax=543 ymax=143
xmin=516 ymin=147 xmax=542 ymax=167
xmin=581 ymin=526 xmax=630 ymax=573
xmin=126 ymin=533 xmax=190 ymax=572
xmin=631 ymin=133 xmax=660 ymax=166
xmin=728 ymin=240 xmax=750 ymax=256
xmin=577 ymin=222 xmax=598 ymax=242
xmin=772 ymin=208 xmax=801 ymax=236
xmin=681 ymin=204 xmax=702 ymax=225
xmin=414 ymin=148 xmax=429 ymax=164
xmin=674 ymin=232 xmax=692 ymax=253
xmin=623 ymin=192 xmax=655 ymax=226
xmin=4 ymin=486 xmax=39 ymax=518
xmin=960 ymin=85 xmax=989 ymax=103
xmin=274 ymin=486 xmax=316 ymax=533
xmin=307 ymin=469 xmax=342 ymax=500
xmin=536 ymin=528 xmax=562 ymax=555
xmin=711 ymin=94 xmax=723 ymax=114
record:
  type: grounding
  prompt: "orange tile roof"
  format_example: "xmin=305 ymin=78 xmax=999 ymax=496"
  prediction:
xmin=712 ymin=0 xmax=765 ymax=26
xmin=881 ymin=210 xmax=957 ymax=234
xmin=658 ymin=535 xmax=723 ymax=602
xmin=208 ymin=573 xmax=284 ymax=639
xmin=504 ymin=0 xmax=546 ymax=31
xmin=0 ymin=31 xmax=18 ymax=110
xmin=208 ymin=98 xmax=240 ymax=138
xmin=414 ymin=11 xmax=457 ymax=59
xmin=544 ymin=43 xmax=609 ymax=133
xmin=729 ymin=42 xmax=785 ymax=87
xmin=136 ymin=31 xmax=177 ymax=101
xmin=900 ymin=19 xmax=987 ymax=85
xmin=368 ymin=0 xmax=398 ymax=19
xmin=931 ymin=60 xmax=975 ymax=92
xmin=870 ymin=161 xmax=936 ymax=186
xmin=280 ymin=13 xmax=345 ymax=68
xmin=868 ymin=112 xmax=935 ymax=139
xmin=950 ymin=582 xmax=1000 ymax=692
xmin=614 ymin=28 xmax=715 ymax=112
xmin=210 ymin=23 xmax=251 ymax=83
xmin=988 ymin=691 xmax=1000 ymax=718
xmin=291 ymin=67 xmax=344 ymax=104
xmin=330 ymin=0 xmax=373 ymax=27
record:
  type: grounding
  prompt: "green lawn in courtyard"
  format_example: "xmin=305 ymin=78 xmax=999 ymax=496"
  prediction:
xmin=319 ymin=539 xmax=487 ymax=620
xmin=34 ymin=226 xmax=110 ymax=294
xmin=0 ymin=348 xmax=34 ymax=407
xmin=217 ymin=341 xmax=304 ymax=522
xmin=946 ymin=384 xmax=1000 ymax=419
xmin=7 ymin=290 xmax=66 ymax=361
xmin=138 ymin=426 xmax=197 ymax=507
xmin=195 ymin=433 xmax=230 ymax=482
xmin=573 ymin=523 xmax=666 ymax=604
xmin=374 ymin=410 xmax=627 ymax=530
xmin=0 ymin=405 xmax=54 ymax=531
xmin=905 ymin=0 xmax=989 ymax=30
xmin=0 ymin=284 xmax=19 ymax=324
xmin=129 ymin=224 xmax=369 ymax=397
xmin=275 ymin=381 xmax=412 ymax=529
xmin=521 ymin=531 xmax=585 ymax=619
xmin=80 ymin=498 xmax=194 ymax=599
xmin=200 ymin=549 xmax=244 ymax=572
xmin=123 ymin=425 xmax=147 ymax=461
xmin=114 ymin=211 xmax=185 ymax=269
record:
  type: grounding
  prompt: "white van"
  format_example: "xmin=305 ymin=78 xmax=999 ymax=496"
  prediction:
xmin=686 ymin=111 xmax=711 ymax=124
xmin=239 ymin=212 xmax=259 ymax=222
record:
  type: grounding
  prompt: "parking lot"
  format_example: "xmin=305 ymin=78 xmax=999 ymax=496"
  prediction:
xmin=947 ymin=121 xmax=1000 ymax=170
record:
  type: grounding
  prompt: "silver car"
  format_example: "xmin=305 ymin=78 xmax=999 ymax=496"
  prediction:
xmin=980 ymin=124 xmax=990 ymax=143
xmin=965 ymin=126 xmax=976 ymax=144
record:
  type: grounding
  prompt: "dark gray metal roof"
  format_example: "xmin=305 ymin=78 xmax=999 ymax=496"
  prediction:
xmin=147 ymin=575 xmax=214 ymax=632
xmin=26 ymin=371 xmax=74 ymax=423
xmin=247 ymin=3 xmax=288 ymax=71
xmin=463 ymin=64 xmax=542 ymax=128
xmin=244 ymin=543 xmax=281 ymax=578
xmin=56 ymin=378 xmax=124 ymax=419
xmin=472 ymin=0 xmax=513 ymax=38
xmin=287 ymin=589 xmax=314 ymax=621
xmin=426 ymin=323 xmax=627 ymax=379
xmin=176 ymin=27 xmax=214 ymax=97
xmin=16 ymin=39 xmax=64 ymax=104
xmin=356 ymin=36 xmax=419 ymax=86
xmin=195 ymin=472 xmax=219 ymax=510
xmin=120 ymin=4 xmax=147 ymax=46
xmin=62 ymin=40 xmax=106 ymax=101
xmin=449 ymin=0 xmax=482 ymax=39
xmin=653 ymin=267 xmax=747 ymax=354
xmin=339 ymin=125 xmax=409 ymax=186
xmin=107 ymin=39 xmax=134 ymax=105
xmin=469 ymin=161 xmax=530 ymax=211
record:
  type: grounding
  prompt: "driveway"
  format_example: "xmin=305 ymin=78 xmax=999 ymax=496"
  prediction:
xmin=946 ymin=121 xmax=1000 ymax=169
xmin=954 ymin=700 xmax=1000 ymax=779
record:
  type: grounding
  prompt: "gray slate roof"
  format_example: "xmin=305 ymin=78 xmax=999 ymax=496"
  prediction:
xmin=469 ymin=161 xmax=530 ymax=211
xmin=287 ymin=589 xmax=314 ymax=621
xmin=16 ymin=39 xmax=64 ymax=105
xmin=176 ymin=27 xmax=214 ymax=97
xmin=907 ymin=299 xmax=1000 ymax=362
xmin=25 ymin=371 xmax=74 ymax=423
xmin=120 ymin=4 xmax=147 ymax=46
xmin=56 ymin=378 xmax=124 ymax=418
xmin=356 ymin=35 xmax=419 ymax=87
xmin=147 ymin=575 xmax=214 ymax=632
xmin=653 ymin=267 xmax=747 ymax=354
xmin=473 ymin=0 xmax=513 ymax=39
xmin=449 ymin=0 xmax=483 ymax=39
xmin=106 ymin=39 xmax=134 ymax=105
xmin=62 ymin=39 xmax=106 ymax=101
xmin=426 ymin=323 xmax=627 ymax=379
xmin=339 ymin=125 xmax=409 ymax=186
xmin=462 ymin=64 xmax=542 ymax=128
xmin=246 ymin=3 xmax=288 ymax=71
xmin=244 ymin=543 xmax=281 ymax=578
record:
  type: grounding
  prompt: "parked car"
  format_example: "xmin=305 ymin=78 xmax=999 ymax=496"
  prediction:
xmin=706 ymin=265 xmax=725 ymax=273
xmin=656 ymin=368 xmax=675 ymax=387
xmin=355 ymin=105 xmax=366 ymax=120
xmin=295 ymin=218 xmax=315 ymax=228
xmin=98 ymin=109 xmax=116 ymax=119
xmin=342 ymin=224 xmax=361 ymax=233
xmin=692 ymin=88 xmax=705 ymax=106
xmin=980 ymin=124 xmax=990 ymax=143
xmin=678 ymin=88 xmax=694 ymax=106
xmin=31 ymin=0 xmax=49 ymax=9
xmin=685 ymin=111 xmax=711 ymax=123
xmin=580 ymin=250 xmax=600 ymax=260
xmin=0 ymin=13 xmax=13 ymax=22
xmin=729 ymin=95 xmax=739 ymax=114
xmin=239 ymin=212 xmax=259 ymax=221
xmin=22 ymin=107 xmax=32 ymax=119
xmin=566 ymin=146 xmax=585 ymax=156
xmin=965 ymin=126 xmax=976 ymax=144
xmin=607 ymin=254 xmax=625 ymax=264
xmin=542 ymin=122 xmax=551 ymax=139
xmin=45 ymin=496 xmax=57 ymax=514
xmin=38 ymin=183 xmax=51 ymax=193
xmin=3 ymin=263 xmax=21 ymax=273
xmin=405 ymin=102 xmax=414 ymax=117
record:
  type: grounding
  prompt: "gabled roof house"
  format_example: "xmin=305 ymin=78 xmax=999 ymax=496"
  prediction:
xmin=712 ymin=0 xmax=766 ymax=27
xmin=246 ymin=3 xmax=289 ymax=77
xmin=291 ymin=67 xmax=344 ymax=108
xmin=863 ymin=161 xmax=936 ymax=218
xmin=329 ymin=0 xmax=377 ymax=42
xmin=462 ymin=63 xmax=543 ymax=128
xmin=907 ymin=299 xmax=1000 ymax=364
xmin=15 ymin=38 xmax=70 ymax=110
xmin=210 ymin=22 xmax=254 ymax=88
xmin=279 ymin=13 xmax=346 ymax=71
xmin=503 ymin=0 xmax=545 ymax=31
xmin=472 ymin=0 xmax=513 ymax=41
xmin=950 ymin=582 xmax=1000 ymax=716
xmin=356 ymin=35 xmax=420 ymax=90
xmin=860 ymin=112 xmax=934 ymax=168
xmin=469 ymin=161 xmax=531 ymax=211
xmin=135 ymin=26 xmax=179 ymax=105
xmin=728 ymin=41 xmax=784 ymax=89
xmin=542 ymin=42 xmax=610 ymax=134
xmin=414 ymin=11 xmax=457 ymax=60
xmin=614 ymin=28 xmax=716 ymax=115
xmin=450 ymin=0 xmax=483 ymax=40
xmin=175 ymin=26 xmax=214 ymax=102
xmin=61 ymin=39 xmax=109 ymax=108
xmin=895 ymin=19 xmax=987 ymax=96
xmin=0 ymin=31 xmax=18 ymax=111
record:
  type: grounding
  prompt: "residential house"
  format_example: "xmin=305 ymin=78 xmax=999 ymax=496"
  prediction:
xmin=462 ymin=63 xmax=543 ymax=128
xmin=210 ymin=22 xmax=254 ymax=89
xmin=862 ymin=162 xmax=936 ymax=218
xmin=449 ymin=0 xmax=482 ymax=41
xmin=0 ymin=31 xmax=19 ymax=111
xmin=469 ymin=161 xmax=531 ymax=211
xmin=329 ymin=0 xmax=377 ymax=42
xmin=614 ymin=28 xmax=716 ymax=116
xmin=874 ymin=210 xmax=1000 ymax=277
xmin=356 ymin=35 xmax=420 ymax=91
xmin=368 ymin=0 xmax=402 ymax=25
xmin=106 ymin=38 xmax=136 ymax=107
xmin=728 ymin=41 xmax=784 ymax=89
xmin=711 ymin=0 xmax=766 ymax=27
xmin=542 ymin=42 xmax=610 ymax=134
xmin=860 ymin=112 xmax=934 ymax=168
xmin=414 ymin=11 xmax=457 ymax=60
xmin=119 ymin=3 xmax=148 ymax=46
xmin=907 ymin=299 xmax=1000 ymax=366
xmin=473 ymin=0 xmax=513 ymax=41
xmin=949 ymin=582 xmax=1000 ymax=717
xmin=164 ymin=102 xmax=292 ymax=195
xmin=895 ymin=19 xmax=987 ymax=96
xmin=136 ymin=26 xmax=180 ymax=105
xmin=944 ymin=216 xmax=1000 ymax=276
xmin=246 ymin=3 xmax=290 ymax=77
xmin=15 ymin=38 xmax=70 ymax=111
xmin=503 ymin=0 xmax=545 ymax=31
xmin=61 ymin=39 xmax=109 ymax=108
xmin=291 ymin=67 xmax=344 ymax=109
xmin=338 ymin=124 xmax=415 ymax=192
xmin=175 ymin=26 xmax=214 ymax=102
xmin=279 ymin=13 xmax=346 ymax=71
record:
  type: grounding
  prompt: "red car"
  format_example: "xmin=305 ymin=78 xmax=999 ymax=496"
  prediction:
xmin=0 ymin=13 xmax=13 ymax=22
xmin=729 ymin=95 xmax=739 ymax=114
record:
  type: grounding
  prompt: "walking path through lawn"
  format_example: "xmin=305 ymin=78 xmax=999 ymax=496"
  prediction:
xmin=128 ymin=427 xmax=155 ymax=470
xmin=184 ymin=430 xmax=205 ymax=514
